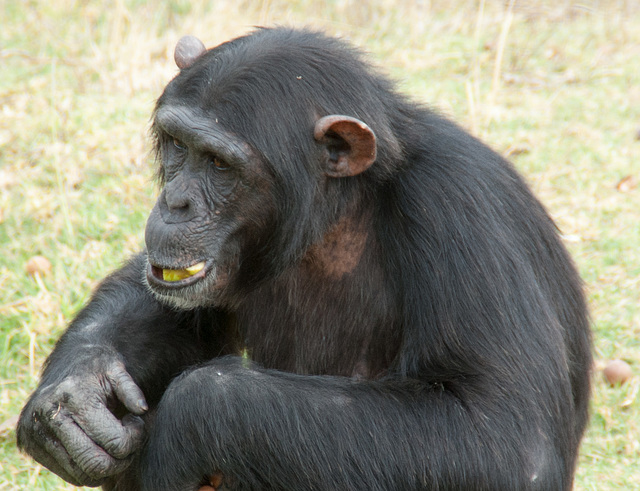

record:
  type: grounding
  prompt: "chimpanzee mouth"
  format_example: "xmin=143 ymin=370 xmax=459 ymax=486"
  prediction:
xmin=147 ymin=260 xmax=210 ymax=289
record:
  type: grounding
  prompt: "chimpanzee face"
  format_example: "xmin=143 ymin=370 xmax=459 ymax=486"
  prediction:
xmin=144 ymin=103 xmax=275 ymax=310
xmin=143 ymin=37 xmax=378 ymax=310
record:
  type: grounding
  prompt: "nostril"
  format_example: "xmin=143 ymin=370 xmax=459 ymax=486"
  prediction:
xmin=165 ymin=192 xmax=189 ymax=211
xmin=163 ymin=177 xmax=192 ymax=212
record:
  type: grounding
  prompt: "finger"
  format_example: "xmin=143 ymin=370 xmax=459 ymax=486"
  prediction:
xmin=21 ymin=420 xmax=102 ymax=487
xmin=29 ymin=440 xmax=103 ymax=486
xmin=48 ymin=410 xmax=133 ymax=479
xmin=69 ymin=400 xmax=145 ymax=460
xmin=107 ymin=366 xmax=148 ymax=415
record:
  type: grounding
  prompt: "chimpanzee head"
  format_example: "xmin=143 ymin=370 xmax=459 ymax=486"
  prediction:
xmin=144 ymin=28 xmax=402 ymax=309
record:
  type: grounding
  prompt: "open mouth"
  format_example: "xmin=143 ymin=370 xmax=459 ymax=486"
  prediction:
xmin=147 ymin=260 xmax=209 ymax=288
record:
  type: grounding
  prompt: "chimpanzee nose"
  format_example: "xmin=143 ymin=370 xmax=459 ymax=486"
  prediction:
xmin=165 ymin=185 xmax=189 ymax=211
xmin=161 ymin=176 xmax=196 ymax=223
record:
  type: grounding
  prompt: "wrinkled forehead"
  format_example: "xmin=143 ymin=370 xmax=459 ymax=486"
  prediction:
xmin=154 ymin=104 xmax=255 ymax=163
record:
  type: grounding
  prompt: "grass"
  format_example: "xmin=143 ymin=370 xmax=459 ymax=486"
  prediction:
xmin=1 ymin=0 xmax=639 ymax=488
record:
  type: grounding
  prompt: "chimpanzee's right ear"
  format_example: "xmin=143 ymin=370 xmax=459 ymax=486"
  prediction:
xmin=174 ymin=35 xmax=207 ymax=70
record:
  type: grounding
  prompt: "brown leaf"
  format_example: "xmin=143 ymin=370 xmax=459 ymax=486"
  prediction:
xmin=616 ymin=175 xmax=637 ymax=192
xmin=25 ymin=255 xmax=52 ymax=276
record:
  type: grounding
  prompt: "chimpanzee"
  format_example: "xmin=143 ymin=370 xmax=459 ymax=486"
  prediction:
xmin=17 ymin=28 xmax=591 ymax=491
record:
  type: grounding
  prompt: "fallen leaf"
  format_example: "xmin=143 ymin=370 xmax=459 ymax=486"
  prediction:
xmin=616 ymin=175 xmax=637 ymax=192
xmin=25 ymin=255 xmax=52 ymax=276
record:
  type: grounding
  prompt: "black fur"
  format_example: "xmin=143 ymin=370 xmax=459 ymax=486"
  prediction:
xmin=18 ymin=28 xmax=591 ymax=491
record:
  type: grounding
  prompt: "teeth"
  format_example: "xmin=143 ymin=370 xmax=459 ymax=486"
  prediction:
xmin=185 ymin=262 xmax=206 ymax=274
xmin=162 ymin=261 xmax=205 ymax=282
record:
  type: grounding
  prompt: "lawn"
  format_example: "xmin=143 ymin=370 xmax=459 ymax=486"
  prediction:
xmin=1 ymin=0 xmax=639 ymax=489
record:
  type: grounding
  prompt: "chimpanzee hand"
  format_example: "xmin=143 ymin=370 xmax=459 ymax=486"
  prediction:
xmin=17 ymin=351 xmax=148 ymax=487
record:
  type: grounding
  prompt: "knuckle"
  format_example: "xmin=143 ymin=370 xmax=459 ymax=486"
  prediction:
xmin=76 ymin=448 xmax=117 ymax=479
xmin=16 ymin=414 xmax=37 ymax=448
xmin=17 ymin=407 xmax=58 ymax=451
xmin=49 ymin=378 xmax=83 ymax=407
xmin=96 ymin=418 xmax=144 ymax=459
xmin=103 ymin=434 xmax=136 ymax=459
xmin=25 ymin=401 xmax=61 ymax=430
xmin=55 ymin=377 xmax=86 ymax=401
xmin=30 ymin=393 xmax=56 ymax=414
xmin=105 ymin=359 xmax=127 ymax=380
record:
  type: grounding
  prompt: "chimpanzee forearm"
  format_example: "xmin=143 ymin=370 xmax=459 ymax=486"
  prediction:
xmin=142 ymin=357 xmax=567 ymax=491
xmin=17 ymin=252 xmax=229 ymax=487
xmin=41 ymin=252 xmax=223 ymax=402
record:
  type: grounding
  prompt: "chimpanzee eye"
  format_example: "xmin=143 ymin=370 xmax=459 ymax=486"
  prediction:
xmin=172 ymin=138 xmax=187 ymax=151
xmin=212 ymin=157 xmax=230 ymax=171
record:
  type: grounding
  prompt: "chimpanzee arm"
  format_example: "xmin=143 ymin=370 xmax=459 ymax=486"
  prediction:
xmin=142 ymin=357 xmax=568 ymax=491
xmin=17 ymin=252 xmax=226 ymax=487
xmin=40 ymin=252 xmax=225 ymax=400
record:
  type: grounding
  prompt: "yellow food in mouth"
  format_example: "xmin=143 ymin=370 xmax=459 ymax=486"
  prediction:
xmin=162 ymin=262 xmax=206 ymax=282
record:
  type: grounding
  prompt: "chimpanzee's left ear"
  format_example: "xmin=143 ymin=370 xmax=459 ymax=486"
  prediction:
xmin=314 ymin=115 xmax=377 ymax=177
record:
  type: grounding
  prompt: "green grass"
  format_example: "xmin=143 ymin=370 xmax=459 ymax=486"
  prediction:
xmin=1 ymin=0 xmax=639 ymax=489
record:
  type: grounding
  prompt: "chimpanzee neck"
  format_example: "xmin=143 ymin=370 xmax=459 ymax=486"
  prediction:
xmin=236 ymin=208 xmax=400 ymax=378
